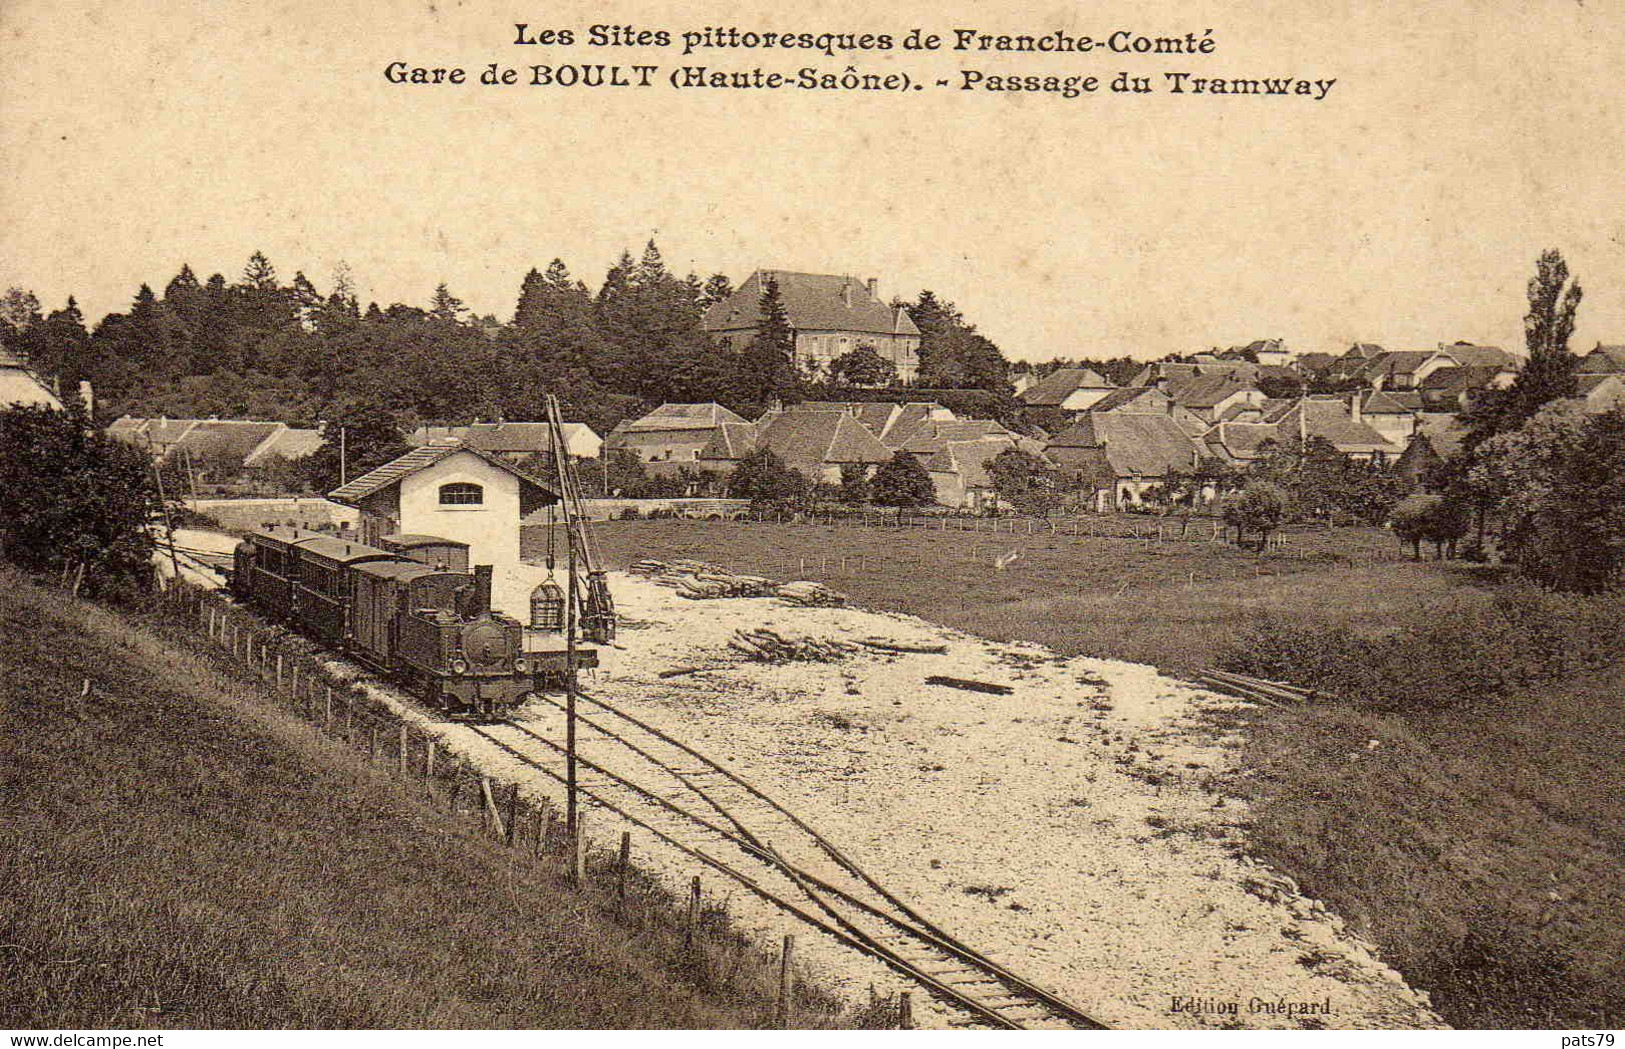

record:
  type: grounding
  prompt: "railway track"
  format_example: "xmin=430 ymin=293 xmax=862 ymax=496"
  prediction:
xmin=469 ymin=689 xmax=1108 ymax=1031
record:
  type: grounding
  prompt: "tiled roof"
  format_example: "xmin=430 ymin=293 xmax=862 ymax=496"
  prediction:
xmin=1087 ymin=386 xmax=1166 ymax=414
xmin=703 ymin=270 xmax=921 ymax=337
xmin=408 ymin=424 xmax=470 ymax=446
xmin=1045 ymin=414 xmax=1201 ymax=478
xmin=1355 ymin=350 xmax=1440 ymax=382
xmin=244 ymin=427 xmax=323 ymax=466
xmin=898 ymin=420 xmax=1011 ymax=456
xmin=1438 ymin=342 xmax=1517 ymax=369
xmin=1204 ymin=421 xmax=1280 ymax=461
xmin=1018 ymin=367 xmax=1114 ymax=406
xmin=170 ymin=421 xmax=283 ymax=464
xmin=792 ymin=401 xmax=900 ymax=436
xmin=1420 ymin=365 xmax=1506 ymax=395
xmin=1413 ymin=412 xmax=1468 ymax=459
xmin=623 ymin=403 xmax=748 ymax=433
xmin=1294 ymin=352 xmax=1336 ymax=375
xmin=1167 ymin=374 xmax=1258 ymax=409
xmin=752 ymin=409 xmax=894 ymax=473
xmin=926 ymin=438 xmax=1017 ymax=489
xmin=1361 ymin=390 xmax=1424 ymax=414
xmin=1273 ymin=399 xmax=1402 ymax=455
xmin=327 ymin=445 xmax=558 ymax=506
xmin=1579 ymin=345 xmax=1625 ymax=374
xmin=877 ymin=402 xmax=950 ymax=447
xmin=698 ymin=421 xmax=760 ymax=461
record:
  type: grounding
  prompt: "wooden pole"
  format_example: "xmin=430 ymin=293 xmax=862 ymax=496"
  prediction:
xmin=481 ymin=777 xmax=505 ymax=839
xmin=398 ymin=725 xmax=409 ymax=777
xmin=616 ymin=831 xmax=631 ymax=907
xmin=777 ymin=934 xmax=795 ymax=1029
xmin=505 ymin=783 xmax=520 ymax=847
xmin=324 ymin=685 xmax=333 ymax=729
xmin=898 ymin=992 xmax=914 ymax=1030
xmin=685 ymin=875 xmax=701 ymax=946
xmin=369 ymin=723 xmax=379 ymax=763
xmin=571 ymin=808 xmax=587 ymax=885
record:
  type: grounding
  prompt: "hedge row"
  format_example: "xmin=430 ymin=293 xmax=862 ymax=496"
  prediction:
xmin=1218 ymin=586 xmax=1625 ymax=711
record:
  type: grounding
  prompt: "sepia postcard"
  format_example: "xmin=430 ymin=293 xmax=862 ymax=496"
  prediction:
xmin=2 ymin=0 xmax=1622 ymax=1041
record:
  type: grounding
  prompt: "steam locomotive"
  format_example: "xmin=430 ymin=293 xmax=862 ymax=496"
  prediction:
xmin=230 ymin=526 xmax=594 ymax=720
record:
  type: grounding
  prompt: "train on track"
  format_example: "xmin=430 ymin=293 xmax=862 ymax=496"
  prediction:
xmin=230 ymin=526 xmax=595 ymax=720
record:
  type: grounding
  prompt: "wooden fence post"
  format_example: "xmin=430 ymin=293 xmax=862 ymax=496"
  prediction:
xmin=616 ymin=831 xmax=631 ymax=909
xmin=275 ymin=652 xmax=283 ymax=689
xmin=369 ymin=723 xmax=379 ymax=762
xmin=505 ymin=783 xmax=520 ymax=847
xmin=324 ymin=685 xmax=333 ymax=730
xmin=898 ymin=992 xmax=914 ymax=1029
xmin=571 ymin=810 xmax=588 ymax=885
xmin=777 ymin=934 xmax=795 ymax=1029
xmin=425 ymin=739 xmax=436 ymax=791
xmin=398 ymin=725 xmax=409 ymax=777
xmin=685 ymin=874 xmax=701 ymax=946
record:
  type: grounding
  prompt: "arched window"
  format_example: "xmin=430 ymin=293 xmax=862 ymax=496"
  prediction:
xmin=439 ymin=482 xmax=484 ymax=506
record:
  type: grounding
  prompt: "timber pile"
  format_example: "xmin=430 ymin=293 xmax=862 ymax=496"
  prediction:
xmin=1196 ymin=669 xmax=1316 ymax=708
xmin=776 ymin=581 xmax=847 ymax=608
xmin=729 ymin=628 xmax=856 ymax=663
xmin=631 ymin=558 xmax=777 ymax=599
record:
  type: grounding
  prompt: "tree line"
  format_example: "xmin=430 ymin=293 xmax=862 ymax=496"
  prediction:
xmin=0 ymin=242 xmax=1015 ymax=454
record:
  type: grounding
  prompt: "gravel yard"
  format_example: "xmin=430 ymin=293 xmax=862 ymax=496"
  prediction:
xmin=472 ymin=566 xmax=1443 ymax=1030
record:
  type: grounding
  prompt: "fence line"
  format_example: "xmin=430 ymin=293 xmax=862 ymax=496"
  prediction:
xmin=142 ymin=581 xmax=885 ymax=1030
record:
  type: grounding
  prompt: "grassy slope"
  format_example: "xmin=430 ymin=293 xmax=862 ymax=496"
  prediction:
xmin=1233 ymin=669 xmax=1625 ymax=1028
xmin=561 ymin=519 xmax=1624 ymax=1028
xmin=0 ymin=572 xmax=775 ymax=1030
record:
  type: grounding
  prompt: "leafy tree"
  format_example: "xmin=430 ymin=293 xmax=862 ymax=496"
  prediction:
xmin=828 ymin=345 xmax=897 ymax=387
xmin=0 ymin=404 xmax=161 ymax=599
xmin=700 ymin=273 xmax=734 ymax=309
xmin=734 ymin=276 xmax=801 ymax=407
xmin=837 ymin=462 xmax=871 ymax=505
xmin=0 ymin=287 xmax=42 ymax=331
xmin=987 ymin=447 xmax=1062 ymax=514
xmin=1389 ymin=492 xmax=1435 ymax=559
xmin=726 ymin=448 xmax=809 ymax=508
xmin=870 ymin=451 xmax=936 ymax=508
xmin=1471 ymin=402 xmax=1625 ymax=590
xmin=301 ymin=400 xmax=409 ymax=492
xmin=1222 ymin=481 xmax=1289 ymax=550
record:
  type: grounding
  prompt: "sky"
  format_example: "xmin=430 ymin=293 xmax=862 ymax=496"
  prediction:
xmin=3 ymin=0 xmax=1623 ymax=363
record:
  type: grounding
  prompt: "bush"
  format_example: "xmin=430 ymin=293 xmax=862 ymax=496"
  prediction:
xmin=1219 ymin=586 xmax=1625 ymax=712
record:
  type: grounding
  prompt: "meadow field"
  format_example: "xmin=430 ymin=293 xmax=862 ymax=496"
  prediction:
xmin=533 ymin=517 xmax=1482 ymax=677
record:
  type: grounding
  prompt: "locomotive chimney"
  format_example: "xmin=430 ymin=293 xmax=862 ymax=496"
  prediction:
xmin=474 ymin=564 xmax=493 ymax=615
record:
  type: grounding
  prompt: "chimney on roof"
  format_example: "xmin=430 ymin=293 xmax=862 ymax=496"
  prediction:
xmin=842 ymin=281 xmax=852 ymax=308
xmin=1350 ymin=391 xmax=1363 ymax=425
xmin=866 ymin=278 xmax=878 ymax=299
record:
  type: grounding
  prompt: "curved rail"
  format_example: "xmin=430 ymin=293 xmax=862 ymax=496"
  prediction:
xmin=485 ymin=695 xmax=1108 ymax=1030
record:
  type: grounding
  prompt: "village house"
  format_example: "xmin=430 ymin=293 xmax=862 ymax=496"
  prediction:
xmin=1436 ymin=341 xmax=1519 ymax=371
xmin=1351 ymin=349 xmax=1459 ymax=391
xmin=697 ymin=407 xmax=894 ymax=483
xmin=326 ymin=444 xmax=558 ymax=568
xmin=1082 ymin=386 xmax=1210 ymax=435
xmin=1293 ymin=351 xmax=1337 ymax=378
xmin=109 ymin=417 xmax=324 ymax=479
xmin=1320 ymin=343 xmax=1388 ymax=385
xmin=1270 ymin=398 xmax=1404 ymax=460
xmin=1356 ymin=390 xmax=1424 ymax=444
xmin=897 ymin=419 xmax=1022 ymax=464
xmin=1017 ymin=367 xmax=1118 ymax=416
xmin=926 ymin=438 xmax=1020 ymax=512
xmin=1225 ymin=338 xmax=1291 ymax=366
xmin=703 ymin=270 xmax=922 ymax=383
xmin=1044 ymin=414 xmax=1204 ymax=511
xmin=1577 ymin=343 xmax=1625 ymax=375
xmin=0 ymin=347 xmax=61 ymax=409
xmin=1578 ymin=373 xmax=1625 ymax=414
xmin=1418 ymin=364 xmax=1516 ymax=410
xmin=1166 ymin=374 xmax=1267 ymax=425
xmin=461 ymin=421 xmax=602 ymax=461
xmin=607 ymin=403 xmax=749 ymax=476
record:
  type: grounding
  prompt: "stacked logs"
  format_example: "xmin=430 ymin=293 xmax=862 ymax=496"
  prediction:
xmin=775 ymin=581 xmax=847 ymax=608
xmin=675 ymin=572 xmax=778 ymax=600
xmin=729 ymin=628 xmax=856 ymax=663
